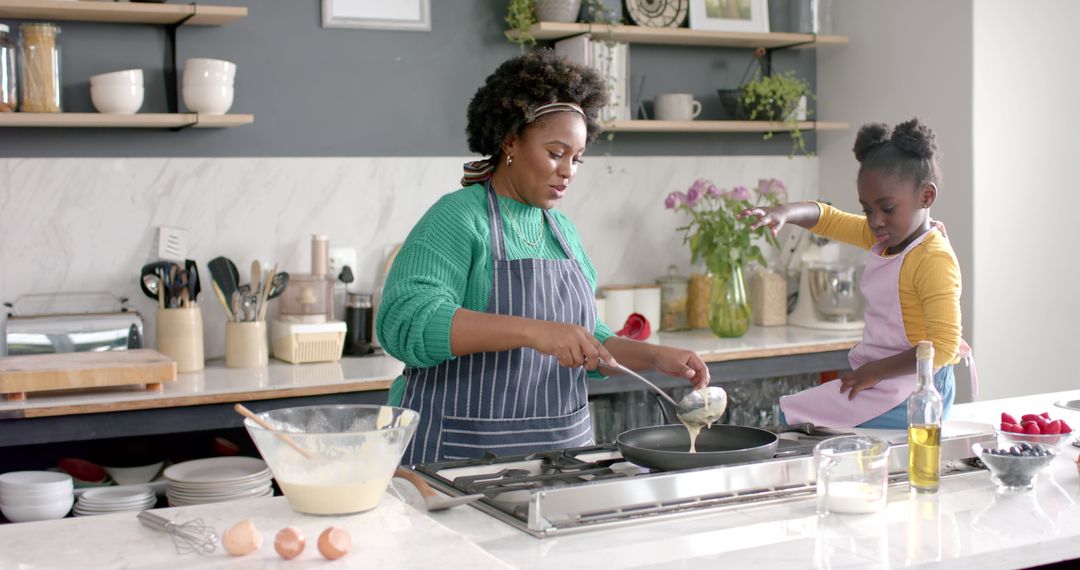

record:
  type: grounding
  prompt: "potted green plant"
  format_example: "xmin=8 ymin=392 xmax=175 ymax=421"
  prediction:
xmin=739 ymin=69 xmax=813 ymax=156
xmin=506 ymin=0 xmax=537 ymax=50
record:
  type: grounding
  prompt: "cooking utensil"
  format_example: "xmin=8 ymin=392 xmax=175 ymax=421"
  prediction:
xmin=394 ymin=467 xmax=483 ymax=511
xmin=250 ymin=260 xmax=261 ymax=301
xmin=233 ymin=403 xmax=313 ymax=459
xmin=616 ymin=424 xmax=778 ymax=471
xmin=184 ymin=259 xmax=200 ymax=303
xmin=602 ymin=361 xmax=727 ymax=428
xmin=208 ymin=256 xmax=240 ymax=308
xmin=137 ymin=510 xmax=218 ymax=555
xmin=267 ymin=271 xmax=289 ymax=300
xmin=211 ymin=281 xmax=234 ymax=321
xmin=142 ymin=274 xmax=163 ymax=309
xmin=256 ymin=264 xmax=276 ymax=321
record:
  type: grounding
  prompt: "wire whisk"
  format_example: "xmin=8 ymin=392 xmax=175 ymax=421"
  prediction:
xmin=137 ymin=511 xmax=219 ymax=555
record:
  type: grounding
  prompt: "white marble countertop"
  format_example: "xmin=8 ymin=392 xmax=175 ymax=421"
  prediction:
xmin=0 ymin=326 xmax=860 ymax=418
xmin=1 ymin=389 xmax=1078 ymax=569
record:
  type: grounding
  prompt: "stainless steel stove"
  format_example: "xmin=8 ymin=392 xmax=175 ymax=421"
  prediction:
xmin=413 ymin=425 xmax=994 ymax=538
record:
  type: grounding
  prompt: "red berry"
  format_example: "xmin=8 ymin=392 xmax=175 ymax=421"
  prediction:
xmin=1021 ymin=413 xmax=1042 ymax=422
xmin=1039 ymin=412 xmax=1051 ymax=420
xmin=1035 ymin=417 xmax=1050 ymax=429
xmin=1001 ymin=412 xmax=1019 ymax=425
xmin=1044 ymin=420 xmax=1063 ymax=435
xmin=1000 ymin=422 xmax=1018 ymax=433
xmin=1060 ymin=420 xmax=1073 ymax=434
xmin=1023 ymin=422 xmax=1042 ymax=435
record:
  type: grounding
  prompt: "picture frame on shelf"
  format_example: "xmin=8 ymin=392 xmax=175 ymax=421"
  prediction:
xmin=688 ymin=0 xmax=769 ymax=33
xmin=321 ymin=0 xmax=431 ymax=31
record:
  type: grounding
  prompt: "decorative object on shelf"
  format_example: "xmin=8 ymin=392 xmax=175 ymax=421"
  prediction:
xmin=90 ymin=69 xmax=144 ymax=115
xmin=534 ymin=0 xmax=582 ymax=22
xmin=625 ymin=0 xmax=689 ymax=28
xmin=182 ymin=57 xmax=235 ymax=115
xmin=580 ymin=0 xmax=624 ymax=23
xmin=653 ymin=92 xmax=701 ymax=121
xmin=0 ymin=24 xmax=15 ymax=113
xmin=506 ymin=0 xmax=537 ymax=49
xmin=689 ymin=0 xmax=769 ymax=32
xmin=19 ymin=22 xmax=62 ymax=113
xmin=665 ymin=177 xmax=785 ymax=337
xmin=717 ymin=47 xmax=814 ymax=155
xmin=767 ymin=0 xmax=832 ymax=34
xmin=321 ymin=0 xmax=431 ymax=31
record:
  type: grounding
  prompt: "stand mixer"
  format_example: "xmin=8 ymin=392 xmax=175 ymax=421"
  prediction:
xmin=788 ymin=236 xmax=865 ymax=331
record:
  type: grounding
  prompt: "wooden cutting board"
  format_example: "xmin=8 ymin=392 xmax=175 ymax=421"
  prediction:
xmin=0 ymin=349 xmax=177 ymax=400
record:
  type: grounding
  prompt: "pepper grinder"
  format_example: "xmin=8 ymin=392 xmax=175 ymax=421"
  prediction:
xmin=343 ymin=290 xmax=374 ymax=356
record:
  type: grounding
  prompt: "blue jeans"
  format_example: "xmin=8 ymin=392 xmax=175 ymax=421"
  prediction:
xmin=779 ymin=366 xmax=955 ymax=429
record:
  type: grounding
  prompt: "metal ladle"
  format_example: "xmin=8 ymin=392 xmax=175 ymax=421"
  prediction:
xmin=142 ymin=274 xmax=163 ymax=309
xmin=603 ymin=360 xmax=727 ymax=427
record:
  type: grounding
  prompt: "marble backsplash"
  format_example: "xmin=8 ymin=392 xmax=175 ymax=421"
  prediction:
xmin=0 ymin=156 xmax=816 ymax=357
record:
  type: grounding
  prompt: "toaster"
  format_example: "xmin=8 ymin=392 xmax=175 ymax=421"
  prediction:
xmin=3 ymin=293 xmax=144 ymax=356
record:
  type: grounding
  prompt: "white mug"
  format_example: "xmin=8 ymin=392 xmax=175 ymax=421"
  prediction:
xmin=654 ymin=93 xmax=702 ymax=121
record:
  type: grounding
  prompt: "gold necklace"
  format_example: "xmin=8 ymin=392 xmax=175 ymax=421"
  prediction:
xmin=501 ymin=201 xmax=545 ymax=248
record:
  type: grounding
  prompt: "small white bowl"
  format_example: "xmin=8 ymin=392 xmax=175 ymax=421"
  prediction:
xmin=182 ymin=69 xmax=234 ymax=88
xmin=91 ymin=84 xmax=144 ymax=114
xmin=0 ymin=471 xmax=73 ymax=492
xmin=89 ymin=68 xmax=143 ymax=87
xmin=0 ymin=496 xmax=74 ymax=522
xmin=182 ymin=85 xmax=234 ymax=115
xmin=184 ymin=58 xmax=236 ymax=81
xmin=102 ymin=462 xmax=164 ymax=485
xmin=0 ymin=488 xmax=73 ymax=506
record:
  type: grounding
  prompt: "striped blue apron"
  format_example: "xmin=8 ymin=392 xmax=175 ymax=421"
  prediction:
xmin=399 ymin=183 xmax=596 ymax=465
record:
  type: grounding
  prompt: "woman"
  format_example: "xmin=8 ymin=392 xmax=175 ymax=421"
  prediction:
xmin=377 ymin=50 xmax=710 ymax=465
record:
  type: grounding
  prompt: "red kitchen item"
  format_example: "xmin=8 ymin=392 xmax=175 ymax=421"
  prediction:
xmin=57 ymin=457 xmax=107 ymax=484
xmin=616 ymin=313 xmax=651 ymax=341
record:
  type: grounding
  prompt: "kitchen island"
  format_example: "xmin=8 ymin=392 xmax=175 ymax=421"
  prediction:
xmin=0 ymin=326 xmax=859 ymax=447
xmin=1 ymin=389 xmax=1078 ymax=569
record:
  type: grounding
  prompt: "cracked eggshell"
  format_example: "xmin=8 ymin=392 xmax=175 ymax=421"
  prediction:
xmin=317 ymin=526 xmax=352 ymax=560
xmin=222 ymin=519 xmax=262 ymax=556
xmin=274 ymin=526 xmax=306 ymax=560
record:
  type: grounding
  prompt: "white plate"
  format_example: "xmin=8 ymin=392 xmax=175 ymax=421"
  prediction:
xmin=79 ymin=486 xmax=154 ymax=502
xmin=166 ymin=473 xmax=271 ymax=490
xmin=166 ymin=484 xmax=271 ymax=501
xmin=163 ymin=457 xmax=268 ymax=485
xmin=73 ymin=478 xmax=167 ymax=498
xmin=166 ymin=479 xmax=273 ymax=497
xmin=167 ymin=487 xmax=272 ymax=506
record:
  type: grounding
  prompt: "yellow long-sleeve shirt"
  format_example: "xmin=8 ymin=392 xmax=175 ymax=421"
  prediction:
xmin=810 ymin=203 xmax=962 ymax=368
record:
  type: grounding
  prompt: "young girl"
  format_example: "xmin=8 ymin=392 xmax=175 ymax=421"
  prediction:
xmin=741 ymin=117 xmax=974 ymax=428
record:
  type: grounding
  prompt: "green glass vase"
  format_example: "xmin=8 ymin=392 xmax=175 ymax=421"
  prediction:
xmin=707 ymin=262 xmax=751 ymax=338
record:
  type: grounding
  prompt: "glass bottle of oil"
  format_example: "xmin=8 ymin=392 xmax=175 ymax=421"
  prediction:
xmin=908 ymin=340 xmax=942 ymax=493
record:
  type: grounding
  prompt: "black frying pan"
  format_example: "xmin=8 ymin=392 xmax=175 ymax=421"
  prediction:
xmin=616 ymin=424 xmax=779 ymax=471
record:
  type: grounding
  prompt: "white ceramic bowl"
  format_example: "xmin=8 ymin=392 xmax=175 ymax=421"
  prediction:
xmin=0 ymin=471 xmax=73 ymax=492
xmin=0 ymin=488 xmax=73 ymax=506
xmin=182 ymin=69 xmax=234 ymax=88
xmin=89 ymin=68 xmax=143 ymax=87
xmin=90 ymin=84 xmax=144 ymax=114
xmin=182 ymin=85 xmax=234 ymax=115
xmin=102 ymin=462 xmax=164 ymax=485
xmin=184 ymin=58 xmax=236 ymax=81
xmin=0 ymin=496 xmax=74 ymax=522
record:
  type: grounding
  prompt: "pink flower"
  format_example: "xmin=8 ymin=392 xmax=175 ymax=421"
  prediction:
xmin=688 ymin=179 xmax=709 ymax=195
xmin=728 ymin=185 xmax=750 ymax=201
xmin=686 ymin=186 xmax=702 ymax=206
xmin=706 ymin=182 xmax=722 ymax=198
xmin=664 ymin=191 xmax=686 ymax=209
xmin=757 ymin=178 xmax=788 ymax=199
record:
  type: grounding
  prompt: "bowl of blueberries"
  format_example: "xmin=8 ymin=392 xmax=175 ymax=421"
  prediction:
xmin=972 ymin=442 xmax=1058 ymax=492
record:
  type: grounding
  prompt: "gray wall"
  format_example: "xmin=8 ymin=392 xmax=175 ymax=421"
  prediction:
xmin=0 ymin=0 xmax=816 ymax=157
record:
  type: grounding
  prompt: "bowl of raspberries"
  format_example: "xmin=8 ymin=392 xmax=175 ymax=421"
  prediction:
xmin=973 ymin=442 xmax=1058 ymax=491
xmin=996 ymin=412 xmax=1074 ymax=450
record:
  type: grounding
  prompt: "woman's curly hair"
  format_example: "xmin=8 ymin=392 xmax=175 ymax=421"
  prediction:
xmin=852 ymin=117 xmax=941 ymax=187
xmin=466 ymin=49 xmax=609 ymax=159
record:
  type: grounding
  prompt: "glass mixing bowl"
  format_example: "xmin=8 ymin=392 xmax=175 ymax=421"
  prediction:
xmin=244 ymin=404 xmax=419 ymax=515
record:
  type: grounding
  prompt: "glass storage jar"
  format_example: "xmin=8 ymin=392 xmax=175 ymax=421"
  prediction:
xmin=19 ymin=22 xmax=61 ymax=113
xmin=656 ymin=265 xmax=689 ymax=332
xmin=0 ymin=24 xmax=15 ymax=112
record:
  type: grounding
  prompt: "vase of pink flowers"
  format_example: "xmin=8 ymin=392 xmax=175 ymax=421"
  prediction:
xmin=665 ymin=178 xmax=786 ymax=337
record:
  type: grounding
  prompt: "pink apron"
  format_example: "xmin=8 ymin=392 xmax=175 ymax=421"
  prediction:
xmin=780 ymin=224 xmax=977 ymax=427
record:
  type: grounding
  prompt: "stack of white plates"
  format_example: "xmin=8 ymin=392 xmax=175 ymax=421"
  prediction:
xmin=73 ymin=486 xmax=155 ymax=516
xmin=164 ymin=457 xmax=273 ymax=507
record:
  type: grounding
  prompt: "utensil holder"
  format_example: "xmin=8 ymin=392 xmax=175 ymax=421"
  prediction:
xmin=225 ymin=320 xmax=268 ymax=368
xmin=156 ymin=307 xmax=204 ymax=372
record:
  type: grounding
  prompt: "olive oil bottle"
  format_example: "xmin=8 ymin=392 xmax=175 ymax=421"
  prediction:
xmin=908 ymin=340 xmax=943 ymax=493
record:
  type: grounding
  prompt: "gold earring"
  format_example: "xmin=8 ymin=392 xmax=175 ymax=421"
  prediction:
xmin=506 ymin=154 xmax=513 ymax=166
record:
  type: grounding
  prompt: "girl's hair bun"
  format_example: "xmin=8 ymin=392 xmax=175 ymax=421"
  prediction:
xmin=890 ymin=117 xmax=938 ymax=160
xmin=852 ymin=122 xmax=890 ymax=162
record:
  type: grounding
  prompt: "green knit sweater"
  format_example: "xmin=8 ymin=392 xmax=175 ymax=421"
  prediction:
xmin=376 ymin=183 xmax=613 ymax=373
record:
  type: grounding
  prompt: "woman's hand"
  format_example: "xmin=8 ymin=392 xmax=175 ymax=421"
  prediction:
xmin=839 ymin=369 xmax=881 ymax=400
xmin=528 ymin=320 xmax=615 ymax=370
xmin=652 ymin=347 xmax=711 ymax=390
xmin=738 ymin=205 xmax=789 ymax=237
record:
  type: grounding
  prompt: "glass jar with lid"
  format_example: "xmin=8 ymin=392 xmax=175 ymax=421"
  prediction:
xmin=19 ymin=22 xmax=62 ymax=112
xmin=656 ymin=265 xmax=689 ymax=332
xmin=0 ymin=23 xmax=15 ymax=112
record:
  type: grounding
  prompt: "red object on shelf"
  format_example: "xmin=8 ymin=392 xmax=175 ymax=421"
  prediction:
xmin=819 ymin=370 xmax=840 ymax=384
xmin=615 ymin=313 xmax=651 ymax=341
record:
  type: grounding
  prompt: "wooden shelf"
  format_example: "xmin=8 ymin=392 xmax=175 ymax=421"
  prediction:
xmin=0 ymin=113 xmax=254 ymax=129
xmin=506 ymin=22 xmax=847 ymax=48
xmin=601 ymin=120 xmax=848 ymax=133
xmin=0 ymin=0 xmax=247 ymax=26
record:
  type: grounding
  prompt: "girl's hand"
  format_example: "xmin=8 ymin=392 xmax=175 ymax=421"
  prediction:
xmin=652 ymin=347 xmax=711 ymax=390
xmin=738 ymin=205 xmax=788 ymax=237
xmin=528 ymin=321 xmax=615 ymax=370
xmin=839 ymin=369 xmax=881 ymax=400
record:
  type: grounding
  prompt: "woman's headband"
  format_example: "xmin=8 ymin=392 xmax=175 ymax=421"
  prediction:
xmin=460 ymin=102 xmax=587 ymax=186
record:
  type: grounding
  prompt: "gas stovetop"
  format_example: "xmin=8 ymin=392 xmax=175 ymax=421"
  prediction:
xmin=413 ymin=425 xmax=994 ymax=538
